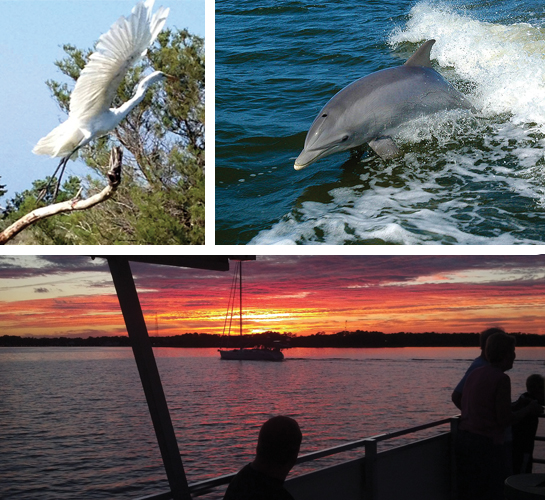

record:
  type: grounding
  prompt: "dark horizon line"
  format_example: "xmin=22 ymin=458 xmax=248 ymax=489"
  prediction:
xmin=2 ymin=330 xmax=545 ymax=348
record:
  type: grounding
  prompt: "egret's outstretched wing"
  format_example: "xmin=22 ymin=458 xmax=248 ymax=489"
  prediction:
xmin=69 ymin=0 xmax=169 ymax=121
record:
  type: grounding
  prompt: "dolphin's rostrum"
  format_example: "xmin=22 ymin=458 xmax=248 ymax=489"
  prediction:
xmin=294 ymin=40 xmax=474 ymax=170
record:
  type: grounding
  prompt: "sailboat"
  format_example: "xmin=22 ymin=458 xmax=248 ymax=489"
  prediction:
xmin=218 ymin=260 xmax=285 ymax=361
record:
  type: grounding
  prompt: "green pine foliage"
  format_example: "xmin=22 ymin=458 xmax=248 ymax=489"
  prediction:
xmin=1 ymin=28 xmax=204 ymax=245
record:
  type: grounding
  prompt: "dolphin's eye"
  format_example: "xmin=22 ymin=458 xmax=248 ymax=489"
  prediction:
xmin=322 ymin=113 xmax=327 ymax=118
xmin=342 ymin=135 xmax=349 ymax=142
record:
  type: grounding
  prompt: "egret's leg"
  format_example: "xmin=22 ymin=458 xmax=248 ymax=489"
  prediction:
xmin=53 ymin=156 xmax=70 ymax=200
xmin=37 ymin=156 xmax=68 ymax=202
xmin=37 ymin=146 xmax=81 ymax=203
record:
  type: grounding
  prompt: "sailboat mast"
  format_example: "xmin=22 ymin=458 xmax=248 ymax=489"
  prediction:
xmin=239 ymin=261 xmax=243 ymax=337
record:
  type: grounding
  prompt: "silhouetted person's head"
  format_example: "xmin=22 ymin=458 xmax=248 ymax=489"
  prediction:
xmin=253 ymin=416 xmax=302 ymax=481
xmin=485 ymin=332 xmax=516 ymax=371
xmin=480 ymin=327 xmax=506 ymax=351
xmin=526 ymin=374 xmax=545 ymax=405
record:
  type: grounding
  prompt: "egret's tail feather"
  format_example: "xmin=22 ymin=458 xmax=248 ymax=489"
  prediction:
xmin=33 ymin=120 xmax=84 ymax=158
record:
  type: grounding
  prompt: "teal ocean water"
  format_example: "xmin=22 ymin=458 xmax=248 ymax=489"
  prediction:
xmin=215 ymin=1 xmax=545 ymax=244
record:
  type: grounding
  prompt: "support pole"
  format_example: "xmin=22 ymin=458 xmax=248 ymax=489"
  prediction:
xmin=239 ymin=261 xmax=243 ymax=337
xmin=450 ymin=417 xmax=460 ymax=500
xmin=364 ymin=438 xmax=378 ymax=500
xmin=107 ymin=256 xmax=191 ymax=500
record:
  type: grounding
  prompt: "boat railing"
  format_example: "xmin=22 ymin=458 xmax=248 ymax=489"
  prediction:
xmin=135 ymin=416 xmax=455 ymax=499
xmin=135 ymin=414 xmax=545 ymax=500
xmin=533 ymin=413 xmax=545 ymax=466
xmin=294 ymin=416 xmax=454 ymax=466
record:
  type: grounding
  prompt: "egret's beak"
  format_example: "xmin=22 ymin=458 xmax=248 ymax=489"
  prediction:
xmin=165 ymin=74 xmax=178 ymax=82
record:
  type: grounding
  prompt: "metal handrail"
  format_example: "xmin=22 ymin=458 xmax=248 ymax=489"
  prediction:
xmin=295 ymin=416 xmax=453 ymax=465
xmin=135 ymin=493 xmax=173 ymax=500
xmin=135 ymin=416 xmax=453 ymax=499
xmin=187 ymin=417 xmax=453 ymax=498
xmin=529 ymin=414 xmax=545 ymax=465
xmin=137 ymin=414 xmax=543 ymax=499
xmin=137 ymin=412 xmax=545 ymax=498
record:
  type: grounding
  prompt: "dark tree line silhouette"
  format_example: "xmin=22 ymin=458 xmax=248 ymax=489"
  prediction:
xmin=2 ymin=330 xmax=545 ymax=348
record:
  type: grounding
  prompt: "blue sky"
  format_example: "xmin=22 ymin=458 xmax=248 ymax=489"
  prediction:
xmin=0 ymin=0 xmax=205 ymax=204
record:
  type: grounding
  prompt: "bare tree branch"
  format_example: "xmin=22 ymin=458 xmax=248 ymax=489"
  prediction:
xmin=0 ymin=147 xmax=123 ymax=245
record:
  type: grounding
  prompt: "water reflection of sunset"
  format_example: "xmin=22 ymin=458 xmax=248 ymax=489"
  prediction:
xmin=1 ymin=255 xmax=544 ymax=338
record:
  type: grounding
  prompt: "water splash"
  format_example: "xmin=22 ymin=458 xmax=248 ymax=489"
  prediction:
xmin=389 ymin=2 xmax=545 ymax=130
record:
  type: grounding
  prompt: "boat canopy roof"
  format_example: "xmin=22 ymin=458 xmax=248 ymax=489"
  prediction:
xmin=93 ymin=255 xmax=256 ymax=271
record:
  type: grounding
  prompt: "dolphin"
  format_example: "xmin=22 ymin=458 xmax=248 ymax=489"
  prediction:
xmin=294 ymin=40 xmax=474 ymax=170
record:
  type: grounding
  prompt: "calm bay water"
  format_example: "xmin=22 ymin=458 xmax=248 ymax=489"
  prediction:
xmin=216 ymin=0 xmax=545 ymax=244
xmin=2 ymin=346 xmax=544 ymax=499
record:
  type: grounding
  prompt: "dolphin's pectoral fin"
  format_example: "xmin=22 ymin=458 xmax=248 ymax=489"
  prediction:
xmin=368 ymin=137 xmax=402 ymax=160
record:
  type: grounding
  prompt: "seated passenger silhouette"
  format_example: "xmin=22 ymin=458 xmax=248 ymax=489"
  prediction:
xmin=512 ymin=374 xmax=545 ymax=473
xmin=224 ymin=416 xmax=302 ymax=500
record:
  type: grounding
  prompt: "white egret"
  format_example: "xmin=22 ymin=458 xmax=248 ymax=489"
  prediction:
xmin=33 ymin=0 xmax=172 ymax=198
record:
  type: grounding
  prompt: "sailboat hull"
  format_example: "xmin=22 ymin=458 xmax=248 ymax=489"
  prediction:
xmin=218 ymin=348 xmax=284 ymax=361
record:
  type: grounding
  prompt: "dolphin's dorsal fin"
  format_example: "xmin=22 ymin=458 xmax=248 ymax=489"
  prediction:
xmin=404 ymin=39 xmax=436 ymax=68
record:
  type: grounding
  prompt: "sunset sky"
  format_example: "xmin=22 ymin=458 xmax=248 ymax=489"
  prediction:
xmin=0 ymin=255 xmax=544 ymax=338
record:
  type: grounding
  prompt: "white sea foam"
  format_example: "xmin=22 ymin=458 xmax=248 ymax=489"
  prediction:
xmin=389 ymin=2 xmax=545 ymax=131
xmin=251 ymin=123 xmax=545 ymax=245
xmin=250 ymin=181 xmax=528 ymax=245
